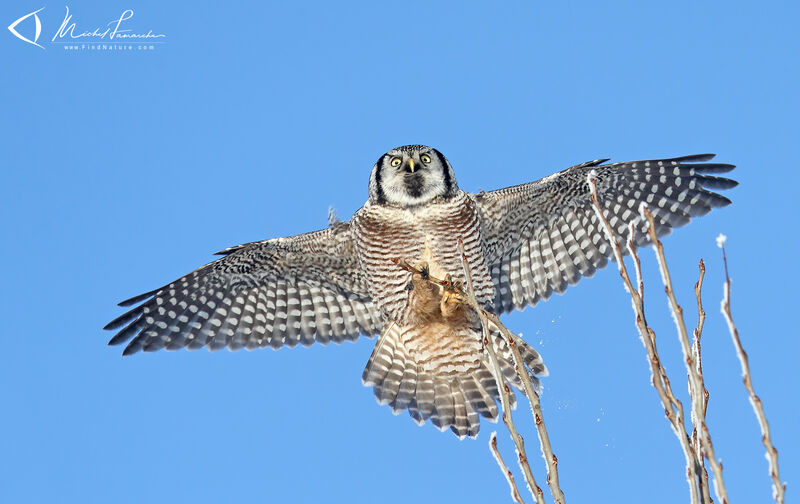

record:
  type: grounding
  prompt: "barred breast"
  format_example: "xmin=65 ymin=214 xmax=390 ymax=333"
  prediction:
xmin=351 ymin=191 xmax=495 ymax=322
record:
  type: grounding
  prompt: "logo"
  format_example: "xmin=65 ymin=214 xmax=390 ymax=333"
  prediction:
xmin=8 ymin=7 xmax=44 ymax=49
xmin=8 ymin=6 xmax=166 ymax=51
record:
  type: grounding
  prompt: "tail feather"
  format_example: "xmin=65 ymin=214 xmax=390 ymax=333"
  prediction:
xmin=390 ymin=361 xmax=417 ymax=413
xmin=361 ymin=326 xmax=397 ymax=388
xmin=378 ymin=354 xmax=406 ymax=405
xmin=476 ymin=366 xmax=515 ymax=410
xmin=458 ymin=375 xmax=499 ymax=421
xmin=362 ymin=323 xmax=546 ymax=438
xmin=432 ymin=381 xmax=456 ymax=430
xmin=415 ymin=373 xmax=436 ymax=421
xmin=515 ymin=336 xmax=548 ymax=376
xmin=408 ymin=398 xmax=423 ymax=425
xmin=451 ymin=389 xmax=473 ymax=438
xmin=463 ymin=400 xmax=481 ymax=438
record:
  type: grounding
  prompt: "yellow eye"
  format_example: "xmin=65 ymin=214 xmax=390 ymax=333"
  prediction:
xmin=420 ymin=154 xmax=431 ymax=164
xmin=390 ymin=157 xmax=402 ymax=167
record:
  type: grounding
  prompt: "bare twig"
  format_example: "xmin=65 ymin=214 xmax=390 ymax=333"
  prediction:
xmin=479 ymin=309 xmax=564 ymax=502
xmin=693 ymin=260 xmax=709 ymax=418
xmin=587 ymin=172 xmax=702 ymax=504
xmin=490 ymin=432 xmax=527 ymax=504
xmin=641 ymin=208 xmax=729 ymax=504
xmin=692 ymin=260 xmax=712 ymax=502
xmin=719 ymin=239 xmax=786 ymax=504
xmin=458 ymin=240 xmax=566 ymax=504
xmin=457 ymin=247 xmax=546 ymax=504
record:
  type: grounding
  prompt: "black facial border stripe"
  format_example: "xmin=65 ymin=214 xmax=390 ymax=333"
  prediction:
xmin=432 ymin=148 xmax=454 ymax=197
xmin=374 ymin=154 xmax=387 ymax=204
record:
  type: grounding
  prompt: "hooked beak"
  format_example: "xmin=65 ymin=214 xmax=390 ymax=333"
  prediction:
xmin=408 ymin=159 xmax=416 ymax=173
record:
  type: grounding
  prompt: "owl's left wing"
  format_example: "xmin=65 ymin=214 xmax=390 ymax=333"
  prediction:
xmin=473 ymin=154 xmax=737 ymax=313
xmin=104 ymin=222 xmax=383 ymax=355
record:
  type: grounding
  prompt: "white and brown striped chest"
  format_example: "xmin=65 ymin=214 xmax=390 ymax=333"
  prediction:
xmin=351 ymin=192 xmax=495 ymax=322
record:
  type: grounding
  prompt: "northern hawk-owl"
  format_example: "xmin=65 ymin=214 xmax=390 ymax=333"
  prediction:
xmin=105 ymin=145 xmax=736 ymax=438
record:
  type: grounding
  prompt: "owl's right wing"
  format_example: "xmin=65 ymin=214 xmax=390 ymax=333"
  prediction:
xmin=473 ymin=154 xmax=737 ymax=313
xmin=104 ymin=221 xmax=383 ymax=355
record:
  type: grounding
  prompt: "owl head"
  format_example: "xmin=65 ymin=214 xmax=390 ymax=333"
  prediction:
xmin=368 ymin=145 xmax=459 ymax=207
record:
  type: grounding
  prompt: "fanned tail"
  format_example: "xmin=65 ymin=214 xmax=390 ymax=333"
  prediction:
xmin=362 ymin=323 xmax=546 ymax=439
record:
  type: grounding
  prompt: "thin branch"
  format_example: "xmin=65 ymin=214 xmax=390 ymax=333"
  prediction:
xmin=694 ymin=260 xmax=709 ymax=418
xmin=641 ymin=208 xmax=728 ymax=504
xmin=480 ymin=310 xmax=564 ymax=501
xmin=459 ymin=249 xmax=546 ymax=504
xmin=692 ymin=260 xmax=712 ymax=503
xmin=490 ymin=431 xmax=527 ymax=504
xmin=719 ymin=239 xmax=786 ymax=504
xmin=458 ymin=240 xmax=566 ymax=504
xmin=587 ymin=172 xmax=702 ymax=504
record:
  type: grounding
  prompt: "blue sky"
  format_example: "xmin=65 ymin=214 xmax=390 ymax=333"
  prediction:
xmin=1 ymin=1 xmax=797 ymax=502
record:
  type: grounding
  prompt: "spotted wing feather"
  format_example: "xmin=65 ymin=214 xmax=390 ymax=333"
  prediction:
xmin=474 ymin=154 xmax=737 ymax=312
xmin=104 ymin=222 xmax=383 ymax=355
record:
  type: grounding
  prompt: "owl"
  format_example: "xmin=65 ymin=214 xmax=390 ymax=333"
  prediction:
xmin=105 ymin=145 xmax=736 ymax=438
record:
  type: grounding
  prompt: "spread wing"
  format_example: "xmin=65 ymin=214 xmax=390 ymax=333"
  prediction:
xmin=473 ymin=154 xmax=737 ymax=313
xmin=104 ymin=222 xmax=383 ymax=355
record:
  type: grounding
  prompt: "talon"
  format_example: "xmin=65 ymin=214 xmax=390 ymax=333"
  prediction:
xmin=441 ymin=274 xmax=465 ymax=297
xmin=410 ymin=261 xmax=430 ymax=283
xmin=410 ymin=261 xmax=435 ymax=302
xmin=419 ymin=264 xmax=430 ymax=280
xmin=440 ymin=294 xmax=453 ymax=317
